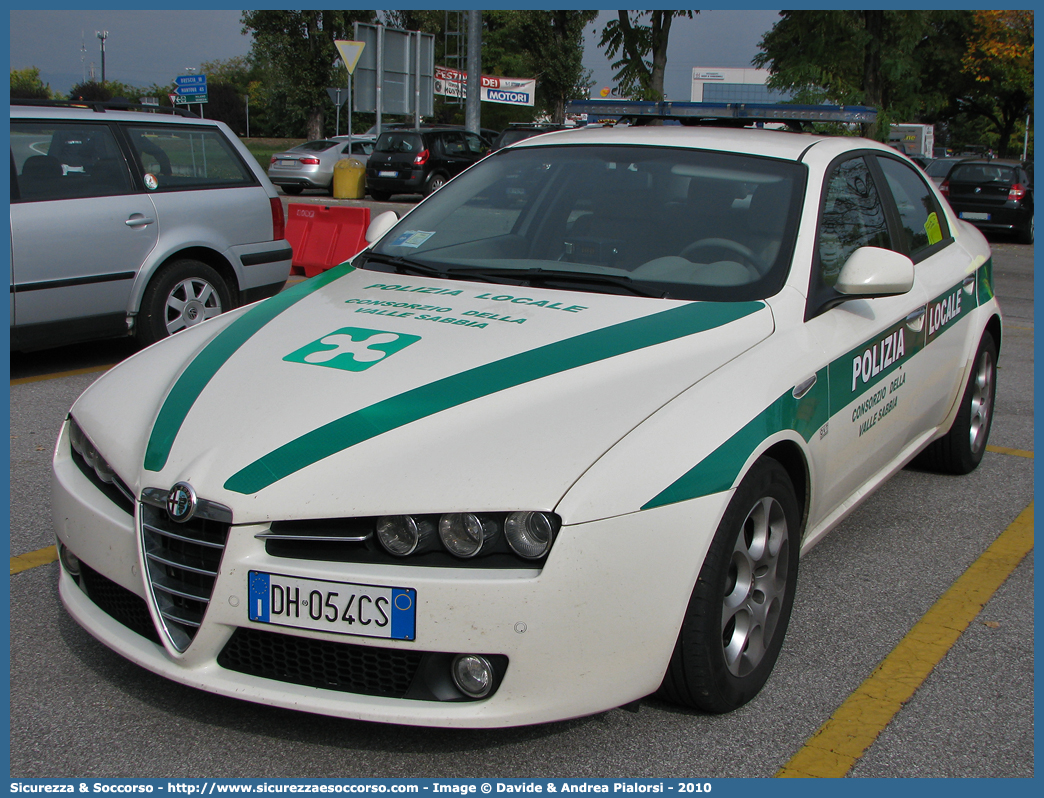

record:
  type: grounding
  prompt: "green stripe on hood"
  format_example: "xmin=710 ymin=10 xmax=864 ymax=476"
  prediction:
xmin=144 ymin=265 xmax=353 ymax=473
xmin=223 ymin=300 xmax=766 ymax=495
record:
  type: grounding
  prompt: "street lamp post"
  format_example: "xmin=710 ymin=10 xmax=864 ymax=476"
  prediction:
xmin=96 ymin=31 xmax=108 ymax=84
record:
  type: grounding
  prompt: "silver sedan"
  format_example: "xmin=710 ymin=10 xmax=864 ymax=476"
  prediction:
xmin=267 ymin=136 xmax=374 ymax=195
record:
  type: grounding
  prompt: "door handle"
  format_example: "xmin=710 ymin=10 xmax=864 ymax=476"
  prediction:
xmin=125 ymin=214 xmax=156 ymax=227
xmin=905 ymin=307 xmax=926 ymax=333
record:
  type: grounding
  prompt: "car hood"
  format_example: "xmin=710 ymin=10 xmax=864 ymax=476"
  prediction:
xmin=71 ymin=265 xmax=774 ymax=523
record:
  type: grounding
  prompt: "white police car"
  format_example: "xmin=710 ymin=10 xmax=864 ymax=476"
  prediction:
xmin=53 ymin=102 xmax=1000 ymax=727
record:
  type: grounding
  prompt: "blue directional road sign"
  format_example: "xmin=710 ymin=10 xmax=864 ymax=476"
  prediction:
xmin=175 ymin=75 xmax=208 ymax=96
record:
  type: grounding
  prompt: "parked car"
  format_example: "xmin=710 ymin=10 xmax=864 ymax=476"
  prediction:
xmin=54 ymin=112 xmax=1000 ymax=728
xmin=10 ymin=100 xmax=291 ymax=350
xmin=925 ymin=156 xmax=968 ymax=186
xmin=492 ymin=123 xmax=570 ymax=150
xmin=267 ymin=136 xmax=375 ymax=195
xmin=366 ymin=127 xmax=491 ymax=200
xmin=940 ymin=158 xmax=1034 ymax=243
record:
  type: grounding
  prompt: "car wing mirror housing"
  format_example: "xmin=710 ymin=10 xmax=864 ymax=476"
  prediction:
xmin=365 ymin=210 xmax=399 ymax=244
xmin=835 ymin=246 xmax=915 ymax=298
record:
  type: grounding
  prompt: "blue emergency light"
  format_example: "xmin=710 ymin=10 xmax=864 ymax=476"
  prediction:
xmin=566 ymin=99 xmax=877 ymax=126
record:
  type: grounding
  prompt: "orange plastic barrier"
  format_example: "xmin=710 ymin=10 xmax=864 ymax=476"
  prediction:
xmin=284 ymin=204 xmax=372 ymax=278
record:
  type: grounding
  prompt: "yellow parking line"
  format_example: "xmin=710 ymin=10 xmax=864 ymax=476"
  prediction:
xmin=777 ymin=502 xmax=1034 ymax=778
xmin=10 ymin=545 xmax=58 ymax=574
xmin=10 ymin=364 xmax=116 ymax=386
xmin=986 ymin=444 xmax=1034 ymax=459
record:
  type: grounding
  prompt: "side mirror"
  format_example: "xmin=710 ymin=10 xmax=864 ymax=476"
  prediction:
xmin=365 ymin=210 xmax=399 ymax=244
xmin=835 ymin=246 xmax=914 ymax=298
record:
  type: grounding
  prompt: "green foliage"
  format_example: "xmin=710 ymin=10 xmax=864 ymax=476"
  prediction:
xmin=241 ymin=9 xmax=378 ymax=139
xmin=599 ymin=11 xmax=696 ymax=101
xmin=754 ymin=10 xmax=1033 ymax=153
xmin=11 ymin=67 xmax=52 ymax=100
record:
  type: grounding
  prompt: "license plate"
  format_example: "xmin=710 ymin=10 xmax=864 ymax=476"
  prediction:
xmin=961 ymin=212 xmax=990 ymax=221
xmin=279 ymin=160 xmax=297 ymax=167
xmin=248 ymin=571 xmax=416 ymax=640
xmin=378 ymin=170 xmax=398 ymax=178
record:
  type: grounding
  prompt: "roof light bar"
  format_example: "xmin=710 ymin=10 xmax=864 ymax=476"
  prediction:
xmin=566 ymin=100 xmax=877 ymax=125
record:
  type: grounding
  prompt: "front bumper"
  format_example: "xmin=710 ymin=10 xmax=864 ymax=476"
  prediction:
xmin=53 ymin=421 xmax=730 ymax=728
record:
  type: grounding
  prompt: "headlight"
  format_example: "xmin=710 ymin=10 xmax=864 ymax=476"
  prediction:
xmin=376 ymin=515 xmax=436 ymax=556
xmin=504 ymin=511 xmax=554 ymax=559
xmin=439 ymin=513 xmax=494 ymax=558
xmin=68 ymin=418 xmax=118 ymax=485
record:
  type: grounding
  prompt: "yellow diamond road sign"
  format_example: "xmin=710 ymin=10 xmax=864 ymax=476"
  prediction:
xmin=335 ymin=40 xmax=366 ymax=75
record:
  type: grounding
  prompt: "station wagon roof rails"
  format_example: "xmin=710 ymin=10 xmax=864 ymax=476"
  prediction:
xmin=566 ymin=99 xmax=877 ymax=130
xmin=10 ymin=98 xmax=199 ymax=118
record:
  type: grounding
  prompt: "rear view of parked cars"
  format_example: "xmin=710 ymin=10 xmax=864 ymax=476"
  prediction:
xmin=267 ymin=136 xmax=375 ymax=195
xmin=940 ymin=158 xmax=1034 ymax=244
xmin=10 ymin=100 xmax=292 ymax=351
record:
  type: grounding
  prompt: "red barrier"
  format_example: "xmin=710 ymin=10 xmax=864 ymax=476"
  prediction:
xmin=284 ymin=204 xmax=372 ymax=278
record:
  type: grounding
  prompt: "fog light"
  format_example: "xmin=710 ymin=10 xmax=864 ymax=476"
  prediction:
xmin=439 ymin=513 xmax=489 ymax=558
xmin=376 ymin=515 xmax=435 ymax=556
xmin=505 ymin=511 xmax=554 ymax=559
xmin=452 ymin=654 xmax=494 ymax=698
xmin=58 ymin=543 xmax=81 ymax=577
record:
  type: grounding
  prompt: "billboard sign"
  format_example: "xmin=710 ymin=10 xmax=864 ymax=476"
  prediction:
xmin=434 ymin=67 xmax=536 ymax=106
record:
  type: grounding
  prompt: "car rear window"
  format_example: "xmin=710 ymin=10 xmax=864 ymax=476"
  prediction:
xmin=295 ymin=140 xmax=340 ymax=152
xmin=375 ymin=133 xmax=424 ymax=154
xmin=949 ymin=164 xmax=1018 ymax=184
xmin=125 ymin=125 xmax=256 ymax=191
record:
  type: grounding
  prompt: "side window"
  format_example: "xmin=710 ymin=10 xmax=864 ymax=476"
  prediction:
xmin=877 ymin=156 xmax=949 ymax=257
xmin=124 ymin=125 xmax=255 ymax=191
xmin=464 ymin=133 xmax=489 ymax=156
xmin=441 ymin=132 xmax=467 ymax=156
xmin=817 ymin=156 xmax=891 ymax=285
xmin=11 ymin=121 xmax=131 ymax=202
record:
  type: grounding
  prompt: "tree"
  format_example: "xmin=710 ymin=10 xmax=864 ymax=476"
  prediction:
xmin=11 ymin=67 xmax=52 ymax=100
xmin=753 ymin=11 xmax=946 ymax=139
xmin=486 ymin=10 xmax=598 ymax=123
xmin=958 ymin=10 xmax=1033 ymax=157
xmin=599 ymin=11 xmax=697 ymax=101
xmin=69 ymin=80 xmax=112 ymax=102
xmin=241 ymin=10 xmax=377 ymax=139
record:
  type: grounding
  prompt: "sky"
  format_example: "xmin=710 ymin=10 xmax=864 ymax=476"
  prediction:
xmin=8 ymin=9 xmax=782 ymax=105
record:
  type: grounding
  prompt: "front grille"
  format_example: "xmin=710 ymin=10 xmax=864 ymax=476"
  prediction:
xmin=79 ymin=561 xmax=162 ymax=645
xmin=139 ymin=495 xmax=231 ymax=652
xmin=218 ymin=626 xmax=423 ymax=698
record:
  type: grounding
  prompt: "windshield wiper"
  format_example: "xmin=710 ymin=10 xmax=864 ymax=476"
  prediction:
xmin=449 ymin=267 xmax=669 ymax=298
xmin=359 ymin=252 xmax=448 ymax=279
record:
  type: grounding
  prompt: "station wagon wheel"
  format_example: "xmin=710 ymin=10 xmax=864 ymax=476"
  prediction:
xmin=914 ymin=330 xmax=997 ymax=474
xmin=137 ymin=259 xmax=233 ymax=347
xmin=658 ymin=457 xmax=800 ymax=713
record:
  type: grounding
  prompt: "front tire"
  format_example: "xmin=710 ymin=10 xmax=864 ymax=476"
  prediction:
xmin=137 ymin=259 xmax=232 ymax=347
xmin=658 ymin=457 xmax=800 ymax=713
xmin=914 ymin=331 xmax=997 ymax=474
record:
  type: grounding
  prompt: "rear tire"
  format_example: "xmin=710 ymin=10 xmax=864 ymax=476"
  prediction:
xmin=281 ymin=186 xmax=304 ymax=196
xmin=370 ymin=190 xmax=392 ymax=202
xmin=423 ymin=172 xmax=448 ymax=196
xmin=913 ymin=331 xmax=997 ymax=474
xmin=137 ymin=259 xmax=232 ymax=348
xmin=658 ymin=457 xmax=800 ymax=713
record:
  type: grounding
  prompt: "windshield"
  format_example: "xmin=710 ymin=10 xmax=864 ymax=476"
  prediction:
xmin=926 ymin=159 xmax=958 ymax=178
xmin=363 ymin=143 xmax=805 ymax=302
